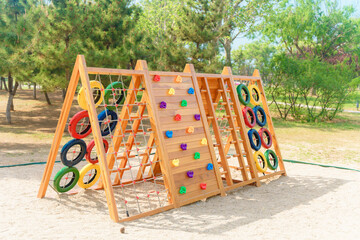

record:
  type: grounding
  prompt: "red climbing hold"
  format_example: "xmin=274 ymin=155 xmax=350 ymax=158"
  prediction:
xmin=174 ymin=114 xmax=182 ymax=121
xmin=200 ymin=183 xmax=207 ymax=190
xmin=153 ymin=75 xmax=161 ymax=82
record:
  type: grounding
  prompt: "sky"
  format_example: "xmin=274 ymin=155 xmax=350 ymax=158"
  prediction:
xmin=232 ymin=0 xmax=360 ymax=50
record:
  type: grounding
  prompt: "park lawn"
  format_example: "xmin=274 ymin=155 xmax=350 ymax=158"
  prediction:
xmin=1 ymin=89 xmax=359 ymax=169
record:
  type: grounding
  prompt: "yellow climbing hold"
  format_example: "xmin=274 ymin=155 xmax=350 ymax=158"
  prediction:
xmin=201 ymin=138 xmax=207 ymax=145
xmin=172 ymin=159 xmax=180 ymax=167
xmin=168 ymin=88 xmax=175 ymax=95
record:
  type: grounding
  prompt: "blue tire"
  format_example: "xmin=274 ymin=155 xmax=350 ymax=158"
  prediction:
xmin=247 ymin=129 xmax=261 ymax=151
xmin=98 ymin=109 xmax=118 ymax=136
xmin=253 ymin=106 xmax=267 ymax=127
xmin=60 ymin=139 xmax=87 ymax=167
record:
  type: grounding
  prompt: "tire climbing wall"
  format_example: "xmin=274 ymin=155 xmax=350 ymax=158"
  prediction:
xmin=38 ymin=55 xmax=285 ymax=223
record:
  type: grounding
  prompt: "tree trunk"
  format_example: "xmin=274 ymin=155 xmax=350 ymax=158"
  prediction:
xmin=44 ymin=91 xmax=52 ymax=105
xmin=0 ymin=77 xmax=2 ymax=90
xmin=6 ymin=74 xmax=19 ymax=124
xmin=62 ymin=88 xmax=67 ymax=101
xmin=2 ymin=77 xmax=8 ymax=91
xmin=224 ymin=38 xmax=232 ymax=67
xmin=33 ymin=83 xmax=37 ymax=99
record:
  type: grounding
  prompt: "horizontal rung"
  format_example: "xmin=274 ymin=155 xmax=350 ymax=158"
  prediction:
xmin=220 ymin=171 xmax=228 ymax=174
xmin=201 ymin=89 xmax=207 ymax=92
xmin=229 ymin=166 xmax=243 ymax=170
xmin=207 ymin=116 xmax=214 ymax=119
xmin=213 ymin=143 xmax=220 ymax=147
xmin=220 ymin=128 xmax=233 ymax=132
xmin=233 ymin=154 xmax=240 ymax=157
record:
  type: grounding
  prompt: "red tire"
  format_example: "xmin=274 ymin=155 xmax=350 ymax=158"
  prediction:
xmin=85 ymin=138 xmax=109 ymax=164
xmin=242 ymin=106 xmax=256 ymax=128
xmin=259 ymin=128 xmax=272 ymax=149
xmin=68 ymin=110 xmax=92 ymax=139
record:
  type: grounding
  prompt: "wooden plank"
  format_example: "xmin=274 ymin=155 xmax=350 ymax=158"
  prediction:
xmin=118 ymin=204 xmax=175 ymax=223
xmin=37 ymin=57 xmax=80 ymax=198
xmin=78 ymin=55 xmax=119 ymax=223
xmin=87 ymin=67 xmax=144 ymax=76
xmin=149 ymin=71 xmax=192 ymax=77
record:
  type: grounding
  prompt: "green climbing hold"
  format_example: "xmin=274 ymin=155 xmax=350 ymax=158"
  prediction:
xmin=181 ymin=100 xmax=187 ymax=107
xmin=179 ymin=186 xmax=186 ymax=194
xmin=194 ymin=152 xmax=200 ymax=159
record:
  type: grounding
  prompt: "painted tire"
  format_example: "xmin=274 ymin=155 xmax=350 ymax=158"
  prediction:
xmin=259 ymin=128 xmax=272 ymax=149
xmin=85 ymin=138 xmax=109 ymax=164
xmin=77 ymin=81 xmax=104 ymax=110
xmin=98 ymin=109 xmax=118 ymax=136
xmin=264 ymin=149 xmax=278 ymax=170
xmin=60 ymin=139 xmax=87 ymax=167
xmin=253 ymin=106 xmax=267 ymax=127
xmin=249 ymin=85 xmax=261 ymax=106
xmin=247 ymin=129 xmax=261 ymax=151
xmin=53 ymin=167 xmax=80 ymax=193
xmin=236 ymin=84 xmax=250 ymax=105
xmin=242 ymin=106 xmax=256 ymax=128
xmin=104 ymin=82 xmax=126 ymax=110
xmin=78 ymin=163 xmax=101 ymax=189
xmin=253 ymin=151 xmax=268 ymax=173
xmin=68 ymin=110 xmax=92 ymax=139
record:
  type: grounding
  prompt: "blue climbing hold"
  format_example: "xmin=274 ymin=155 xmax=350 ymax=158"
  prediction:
xmin=165 ymin=131 xmax=173 ymax=138
xmin=188 ymin=87 xmax=194 ymax=94
xmin=206 ymin=163 xmax=213 ymax=170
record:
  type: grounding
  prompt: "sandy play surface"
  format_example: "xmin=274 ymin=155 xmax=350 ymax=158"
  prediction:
xmin=0 ymin=162 xmax=359 ymax=240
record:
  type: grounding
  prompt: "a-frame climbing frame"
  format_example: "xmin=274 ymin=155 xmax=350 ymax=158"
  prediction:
xmin=38 ymin=55 xmax=286 ymax=223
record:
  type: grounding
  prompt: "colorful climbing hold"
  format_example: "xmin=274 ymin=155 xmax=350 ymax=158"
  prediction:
xmin=194 ymin=152 xmax=200 ymax=159
xmin=172 ymin=159 xmax=180 ymax=167
xmin=194 ymin=114 xmax=201 ymax=121
xmin=187 ymin=171 xmax=194 ymax=178
xmin=188 ymin=87 xmax=194 ymax=94
xmin=181 ymin=100 xmax=187 ymax=107
xmin=200 ymin=183 xmax=207 ymax=190
xmin=153 ymin=75 xmax=160 ymax=82
xmin=175 ymin=75 xmax=182 ymax=83
xmin=174 ymin=114 xmax=182 ymax=121
xmin=206 ymin=163 xmax=213 ymax=170
xmin=168 ymin=88 xmax=175 ymax=95
xmin=186 ymin=126 xmax=194 ymax=133
xmin=179 ymin=186 xmax=186 ymax=194
xmin=165 ymin=131 xmax=173 ymax=138
xmin=201 ymin=138 xmax=207 ymax=145
xmin=160 ymin=101 xmax=167 ymax=109
xmin=180 ymin=143 xmax=187 ymax=150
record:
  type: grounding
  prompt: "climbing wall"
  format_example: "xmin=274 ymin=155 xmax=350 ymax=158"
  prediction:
xmin=146 ymin=69 xmax=224 ymax=206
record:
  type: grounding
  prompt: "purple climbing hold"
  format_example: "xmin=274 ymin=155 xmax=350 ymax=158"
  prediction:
xmin=180 ymin=143 xmax=187 ymax=150
xmin=187 ymin=171 xmax=194 ymax=178
xmin=194 ymin=114 xmax=201 ymax=121
xmin=160 ymin=101 xmax=167 ymax=109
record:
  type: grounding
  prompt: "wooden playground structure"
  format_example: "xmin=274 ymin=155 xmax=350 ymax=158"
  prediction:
xmin=38 ymin=55 xmax=286 ymax=223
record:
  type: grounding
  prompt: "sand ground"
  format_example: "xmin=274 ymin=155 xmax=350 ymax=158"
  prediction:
xmin=0 ymin=162 xmax=359 ymax=240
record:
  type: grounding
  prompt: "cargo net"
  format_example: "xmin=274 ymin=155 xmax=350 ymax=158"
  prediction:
xmin=234 ymin=79 xmax=279 ymax=176
xmin=50 ymin=73 xmax=169 ymax=219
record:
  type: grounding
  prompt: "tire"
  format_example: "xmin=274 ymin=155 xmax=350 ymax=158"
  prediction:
xmin=253 ymin=151 xmax=268 ymax=173
xmin=85 ymin=138 xmax=109 ymax=164
xmin=249 ymin=84 xmax=261 ymax=106
xmin=68 ymin=110 xmax=92 ymax=139
xmin=247 ymin=129 xmax=261 ymax=151
xmin=98 ymin=109 xmax=118 ymax=136
xmin=104 ymin=82 xmax=126 ymax=110
xmin=53 ymin=167 xmax=80 ymax=193
xmin=242 ymin=106 xmax=256 ymax=128
xmin=253 ymin=106 xmax=267 ymax=127
xmin=60 ymin=139 xmax=87 ymax=167
xmin=264 ymin=149 xmax=278 ymax=170
xmin=259 ymin=128 xmax=272 ymax=149
xmin=77 ymin=81 xmax=104 ymax=110
xmin=78 ymin=163 xmax=101 ymax=189
xmin=236 ymin=84 xmax=250 ymax=105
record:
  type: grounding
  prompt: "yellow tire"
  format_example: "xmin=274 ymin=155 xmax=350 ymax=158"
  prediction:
xmin=248 ymin=84 xmax=261 ymax=106
xmin=77 ymin=81 xmax=104 ymax=110
xmin=253 ymin=151 xmax=268 ymax=173
xmin=78 ymin=163 xmax=101 ymax=189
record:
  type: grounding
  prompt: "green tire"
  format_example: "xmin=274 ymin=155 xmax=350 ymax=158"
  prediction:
xmin=264 ymin=149 xmax=279 ymax=170
xmin=53 ymin=167 xmax=80 ymax=193
xmin=236 ymin=84 xmax=250 ymax=105
xmin=104 ymin=82 xmax=126 ymax=110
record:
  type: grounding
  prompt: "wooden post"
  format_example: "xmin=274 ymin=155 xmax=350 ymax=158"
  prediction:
xmin=37 ymin=57 xmax=80 ymax=198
